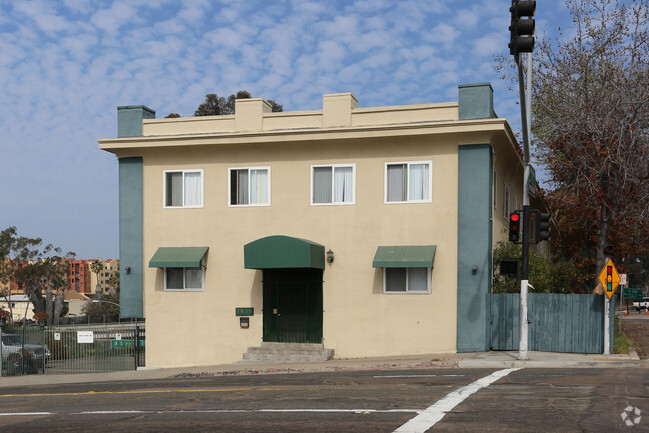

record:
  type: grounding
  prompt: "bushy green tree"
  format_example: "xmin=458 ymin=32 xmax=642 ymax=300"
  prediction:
xmin=0 ymin=226 xmax=74 ymax=325
xmin=492 ymin=241 xmax=575 ymax=293
xmin=81 ymin=293 xmax=120 ymax=323
xmin=193 ymin=90 xmax=282 ymax=116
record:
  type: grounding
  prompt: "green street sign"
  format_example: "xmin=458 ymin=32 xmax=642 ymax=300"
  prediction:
xmin=623 ymin=288 xmax=643 ymax=299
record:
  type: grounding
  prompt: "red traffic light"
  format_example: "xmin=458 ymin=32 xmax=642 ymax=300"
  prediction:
xmin=509 ymin=212 xmax=521 ymax=243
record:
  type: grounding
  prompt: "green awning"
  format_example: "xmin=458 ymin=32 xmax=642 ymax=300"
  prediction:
xmin=372 ymin=245 xmax=437 ymax=268
xmin=244 ymin=235 xmax=325 ymax=270
xmin=149 ymin=247 xmax=209 ymax=268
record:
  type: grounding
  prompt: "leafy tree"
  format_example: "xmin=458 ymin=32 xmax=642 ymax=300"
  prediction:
xmin=523 ymin=0 xmax=649 ymax=288
xmin=492 ymin=241 xmax=575 ymax=293
xmin=194 ymin=90 xmax=283 ymax=116
xmin=0 ymin=227 xmax=74 ymax=325
xmin=82 ymin=293 xmax=120 ymax=323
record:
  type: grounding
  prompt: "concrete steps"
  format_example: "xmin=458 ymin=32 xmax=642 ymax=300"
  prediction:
xmin=243 ymin=342 xmax=334 ymax=362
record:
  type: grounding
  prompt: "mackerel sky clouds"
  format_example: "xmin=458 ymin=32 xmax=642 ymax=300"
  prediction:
xmin=0 ymin=0 xmax=570 ymax=258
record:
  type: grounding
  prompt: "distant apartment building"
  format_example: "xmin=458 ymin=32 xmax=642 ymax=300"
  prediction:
xmin=89 ymin=258 xmax=120 ymax=295
xmin=1 ymin=259 xmax=118 ymax=297
xmin=68 ymin=259 xmax=91 ymax=294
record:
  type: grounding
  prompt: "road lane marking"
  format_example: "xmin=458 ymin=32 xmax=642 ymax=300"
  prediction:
xmin=374 ymin=375 xmax=464 ymax=378
xmin=0 ymin=412 xmax=52 ymax=416
xmin=393 ymin=368 xmax=521 ymax=433
xmin=0 ymin=385 xmax=377 ymax=399
xmin=259 ymin=409 xmax=419 ymax=413
xmin=1 ymin=408 xmax=421 ymax=417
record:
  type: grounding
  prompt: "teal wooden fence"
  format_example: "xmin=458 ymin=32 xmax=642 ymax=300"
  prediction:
xmin=490 ymin=293 xmax=616 ymax=353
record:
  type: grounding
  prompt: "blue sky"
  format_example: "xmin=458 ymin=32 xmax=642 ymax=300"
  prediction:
xmin=0 ymin=0 xmax=570 ymax=259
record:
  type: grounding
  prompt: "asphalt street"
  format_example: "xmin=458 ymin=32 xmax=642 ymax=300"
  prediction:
xmin=1 ymin=367 xmax=647 ymax=432
xmin=0 ymin=313 xmax=647 ymax=432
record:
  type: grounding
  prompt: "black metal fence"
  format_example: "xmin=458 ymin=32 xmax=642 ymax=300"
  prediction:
xmin=1 ymin=323 xmax=145 ymax=376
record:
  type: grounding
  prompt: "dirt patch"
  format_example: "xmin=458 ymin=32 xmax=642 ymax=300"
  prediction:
xmin=621 ymin=319 xmax=648 ymax=358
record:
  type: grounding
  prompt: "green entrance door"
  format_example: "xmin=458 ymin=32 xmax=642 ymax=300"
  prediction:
xmin=262 ymin=268 xmax=323 ymax=343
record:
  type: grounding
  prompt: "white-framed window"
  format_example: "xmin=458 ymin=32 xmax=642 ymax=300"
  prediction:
xmin=164 ymin=265 xmax=204 ymax=291
xmin=229 ymin=166 xmax=271 ymax=206
xmin=311 ymin=164 xmax=355 ymax=205
xmin=164 ymin=169 xmax=203 ymax=208
xmin=383 ymin=268 xmax=431 ymax=293
xmin=385 ymin=161 xmax=432 ymax=203
xmin=503 ymin=183 xmax=510 ymax=219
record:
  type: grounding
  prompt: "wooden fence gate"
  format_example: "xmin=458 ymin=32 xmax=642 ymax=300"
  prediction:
xmin=490 ymin=293 xmax=616 ymax=353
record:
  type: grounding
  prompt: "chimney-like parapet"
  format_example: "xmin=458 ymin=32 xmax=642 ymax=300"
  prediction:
xmin=235 ymin=98 xmax=272 ymax=132
xmin=117 ymin=105 xmax=156 ymax=137
xmin=323 ymin=93 xmax=358 ymax=128
xmin=458 ymin=83 xmax=495 ymax=120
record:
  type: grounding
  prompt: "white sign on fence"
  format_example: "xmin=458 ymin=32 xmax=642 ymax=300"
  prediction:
xmin=77 ymin=331 xmax=94 ymax=344
xmin=115 ymin=333 xmax=122 ymax=340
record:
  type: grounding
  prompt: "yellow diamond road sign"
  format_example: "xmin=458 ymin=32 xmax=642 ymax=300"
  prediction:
xmin=598 ymin=259 xmax=621 ymax=300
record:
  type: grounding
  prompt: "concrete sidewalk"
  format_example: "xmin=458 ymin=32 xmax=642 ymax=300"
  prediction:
xmin=0 ymin=350 xmax=645 ymax=389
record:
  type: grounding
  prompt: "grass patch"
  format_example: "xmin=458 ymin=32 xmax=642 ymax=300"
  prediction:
xmin=614 ymin=317 xmax=638 ymax=355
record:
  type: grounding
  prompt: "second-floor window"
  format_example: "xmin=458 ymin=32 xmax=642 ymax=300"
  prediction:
xmin=311 ymin=164 xmax=355 ymax=205
xmin=164 ymin=170 xmax=203 ymax=208
xmin=385 ymin=161 xmax=432 ymax=203
xmin=229 ymin=167 xmax=270 ymax=206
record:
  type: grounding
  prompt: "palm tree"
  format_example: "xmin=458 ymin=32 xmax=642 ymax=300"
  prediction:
xmin=89 ymin=259 xmax=104 ymax=300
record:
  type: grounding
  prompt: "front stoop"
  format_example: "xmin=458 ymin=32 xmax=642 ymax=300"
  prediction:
xmin=243 ymin=342 xmax=334 ymax=362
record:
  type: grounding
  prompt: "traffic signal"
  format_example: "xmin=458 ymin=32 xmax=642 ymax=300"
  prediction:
xmin=606 ymin=265 xmax=613 ymax=293
xmin=509 ymin=212 xmax=522 ymax=243
xmin=509 ymin=0 xmax=536 ymax=56
xmin=535 ymin=211 xmax=550 ymax=243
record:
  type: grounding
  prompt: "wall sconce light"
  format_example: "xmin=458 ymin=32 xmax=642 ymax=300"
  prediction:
xmin=125 ymin=266 xmax=132 ymax=274
xmin=326 ymin=249 xmax=334 ymax=264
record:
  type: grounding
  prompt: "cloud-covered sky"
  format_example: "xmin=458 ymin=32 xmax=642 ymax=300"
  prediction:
xmin=0 ymin=0 xmax=570 ymax=259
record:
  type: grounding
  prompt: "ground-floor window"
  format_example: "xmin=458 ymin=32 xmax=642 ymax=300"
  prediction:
xmin=165 ymin=267 xmax=204 ymax=291
xmin=383 ymin=267 xmax=430 ymax=293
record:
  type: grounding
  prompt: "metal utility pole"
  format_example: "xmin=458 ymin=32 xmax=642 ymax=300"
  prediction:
xmin=517 ymin=53 xmax=531 ymax=360
xmin=509 ymin=0 xmax=536 ymax=360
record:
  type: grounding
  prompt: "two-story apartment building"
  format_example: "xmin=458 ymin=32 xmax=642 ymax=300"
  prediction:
xmin=99 ymin=83 xmax=545 ymax=368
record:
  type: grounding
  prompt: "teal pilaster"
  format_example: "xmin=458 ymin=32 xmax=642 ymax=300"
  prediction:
xmin=119 ymin=157 xmax=143 ymax=318
xmin=116 ymin=105 xmax=152 ymax=318
xmin=457 ymin=144 xmax=493 ymax=352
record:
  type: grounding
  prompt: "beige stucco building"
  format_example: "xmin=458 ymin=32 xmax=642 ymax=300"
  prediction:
xmin=99 ymin=83 xmax=546 ymax=368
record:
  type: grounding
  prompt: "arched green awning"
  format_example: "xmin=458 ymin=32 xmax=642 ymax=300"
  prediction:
xmin=244 ymin=235 xmax=325 ymax=269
